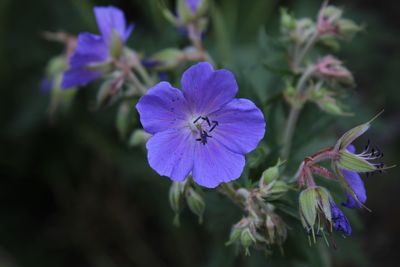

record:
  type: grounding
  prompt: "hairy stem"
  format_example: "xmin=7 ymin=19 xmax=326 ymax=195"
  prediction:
xmin=218 ymin=183 xmax=245 ymax=209
xmin=281 ymin=66 xmax=316 ymax=158
xmin=126 ymin=71 xmax=147 ymax=95
xmin=293 ymin=31 xmax=319 ymax=71
xmin=282 ymin=107 xmax=301 ymax=159
xmin=134 ymin=63 xmax=154 ymax=88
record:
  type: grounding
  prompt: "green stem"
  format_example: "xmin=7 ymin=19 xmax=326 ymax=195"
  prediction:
xmin=282 ymin=30 xmax=319 ymax=158
xmin=293 ymin=31 xmax=319 ymax=71
xmin=134 ymin=63 xmax=154 ymax=88
xmin=218 ymin=183 xmax=245 ymax=209
xmin=127 ymin=71 xmax=147 ymax=95
xmin=282 ymin=106 xmax=301 ymax=159
xmin=281 ymin=66 xmax=315 ymax=159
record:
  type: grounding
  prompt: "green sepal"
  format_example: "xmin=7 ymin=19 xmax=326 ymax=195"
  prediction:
xmin=280 ymin=8 xmax=296 ymax=31
xmin=240 ymin=228 xmax=256 ymax=255
xmin=177 ymin=0 xmax=192 ymax=24
xmin=337 ymin=150 xmax=376 ymax=172
xmin=161 ymin=8 xmax=178 ymax=26
xmin=225 ymin=227 xmax=242 ymax=246
xmin=299 ymin=188 xmax=317 ymax=228
xmin=148 ymin=48 xmax=184 ymax=71
xmin=128 ymin=129 xmax=151 ymax=147
xmin=109 ymin=29 xmax=123 ymax=58
xmin=169 ymin=181 xmax=187 ymax=227
xmin=333 ymin=163 xmax=366 ymax=210
xmin=337 ymin=19 xmax=363 ymax=39
xmin=186 ymin=188 xmax=205 ymax=224
xmin=316 ymin=187 xmax=332 ymax=222
xmin=335 ymin=111 xmax=383 ymax=150
xmin=116 ymin=100 xmax=135 ymax=140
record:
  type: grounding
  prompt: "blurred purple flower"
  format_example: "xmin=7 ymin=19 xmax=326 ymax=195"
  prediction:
xmin=186 ymin=0 xmax=201 ymax=13
xmin=136 ymin=62 xmax=266 ymax=188
xmin=40 ymin=78 xmax=53 ymax=93
xmin=330 ymin=200 xmax=352 ymax=236
xmin=62 ymin=6 xmax=133 ymax=89
xmin=341 ymin=144 xmax=367 ymax=208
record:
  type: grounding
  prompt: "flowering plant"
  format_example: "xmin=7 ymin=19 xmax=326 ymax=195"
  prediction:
xmin=40 ymin=0 xmax=393 ymax=264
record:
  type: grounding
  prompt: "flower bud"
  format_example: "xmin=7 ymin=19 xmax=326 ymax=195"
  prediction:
xmin=186 ymin=188 xmax=205 ymax=224
xmin=226 ymin=218 xmax=249 ymax=246
xmin=336 ymin=19 xmax=363 ymax=39
xmin=317 ymin=5 xmax=342 ymax=35
xmin=265 ymin=213 xmax=287 ymax=246
xmin=116 ymin=100 xmax=136 ymax=140
xmin=317 ymin=4 xmax=361 ymax=39
xmin=299 ymin=186 xmax=332 ymax=241
xmin=240 ymin=228 xmax=256 ymax=255
xmin=261 ymin=166 xmax=279 ymax=184
xmin=259 ymin=160 xmax=289 ymax=199
xmin=280 ymin=8 xmax=296 ymax=31
xmin=314 ymin=56 xmax=354 ymax=87
xmin=177 ymin=0 xmax=208 ymax=25
xmin=47 ymin=74 xmax=77 ymax=115
xmin=42 ymin=56 xmax=77 ymax=114
xmin=334 ymin=112 xmax=382 ymax=151
xmin=309 ymin=87 xmax=351 ymax=116
xmin=293 ymin=18 xmax=316 ymax=45
xmin=128 ymin=129 xmax=151 ymax=147
xmin=109 ymin=29 xmax=124 ymax=58
xmin=143 ymin=48 xmax=185 ymax=71
xmin=169 ymin=181 xmax=187 ymax=226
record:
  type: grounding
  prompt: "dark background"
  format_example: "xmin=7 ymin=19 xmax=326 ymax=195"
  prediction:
xmin=0 ymin=0 xmax=399 ymax=266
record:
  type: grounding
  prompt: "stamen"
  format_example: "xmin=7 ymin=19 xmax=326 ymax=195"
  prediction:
xmin=192 ymin=116 xmax=219 ymax=142
xmin=357 ymin=140 xmax=386 ymax=177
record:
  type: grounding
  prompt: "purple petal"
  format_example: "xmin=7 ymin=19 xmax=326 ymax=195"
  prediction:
xmin=347 ymin=144 xmax=356 ymax=154
xmin=192 ymin=139 xmax=245 ymax=188
xmin=136 ymin=82 xmax=191 ymax=135
xmin=341 ymin=169 xmax=366 ymax=208
xmin=209 ymin=98 xmax=265 ymax=154
xmin=146 ymin=128 xmax=195 ymax=182
xmin=330 ymin=200 xmax=352 ymax=236
xmin=69 ymin=33 xmax=109 ymax=68
xmin=186 ymin=0 xmax=200 ymax=13
xmin=181 ymin=62 xmax=238 ymax=115
xmin=61 ymin=68 xmax=102 ymax=89
xmin=40 ymin=78 xmax=53 ymax=93
xmin=94 ymin=6 xmax=131 ymax=44
xmin=124 ymin=23 xmax=135 ymax=41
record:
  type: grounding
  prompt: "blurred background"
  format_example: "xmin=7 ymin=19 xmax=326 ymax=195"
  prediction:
xmin=0 ymin=0 xmax=399 ymax=266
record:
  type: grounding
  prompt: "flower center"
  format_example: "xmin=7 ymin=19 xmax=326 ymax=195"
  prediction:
xmin=192 ymin=116 xmax=219 ymax=145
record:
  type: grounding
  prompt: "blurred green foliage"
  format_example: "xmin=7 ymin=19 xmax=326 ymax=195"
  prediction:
xmin=0 ymin=0 xmax=399 ymax=266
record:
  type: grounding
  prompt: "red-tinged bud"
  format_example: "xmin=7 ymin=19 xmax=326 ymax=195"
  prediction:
xmin=317 ymin=3 xmax=362 ymax=39
xmin=314 ymin=56 xmax=354 ymax=86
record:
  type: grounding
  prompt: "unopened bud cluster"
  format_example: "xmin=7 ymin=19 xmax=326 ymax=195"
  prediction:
xmin=226 ymin=160 xmax=289 ymax=255
xmin=281 ymin=2 xmax=361 ymax=117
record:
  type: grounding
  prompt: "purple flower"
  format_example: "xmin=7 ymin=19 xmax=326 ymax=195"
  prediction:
xmin=62 ymin=6 xmax=133 ymax=89
xmin=330 ymin=200 xmax=352 ymax=236
xmin=341 ymin=145 xmax=367 ymax=209
xmin=136 ymin=62 xmax=266 ymax=188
